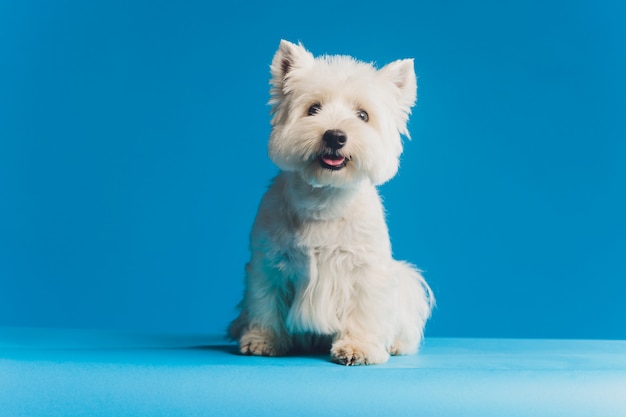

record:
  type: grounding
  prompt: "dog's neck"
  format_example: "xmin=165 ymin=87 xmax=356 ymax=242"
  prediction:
xmin=283 ymin=171 xmax=365 ymax=222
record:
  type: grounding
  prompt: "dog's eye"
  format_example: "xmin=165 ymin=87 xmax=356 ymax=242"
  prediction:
xmin=356 ymin=109 xmax=369 ymax=122
xmin=307 ymin=103 xmax=322 ymax=116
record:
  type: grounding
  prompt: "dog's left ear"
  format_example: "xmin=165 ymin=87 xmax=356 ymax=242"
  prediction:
xmin=379 ymin=59 xmax=417 ymax=135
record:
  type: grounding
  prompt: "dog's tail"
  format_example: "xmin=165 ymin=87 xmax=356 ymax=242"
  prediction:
xmin=391 ymin=261 xmax=435 ymax=354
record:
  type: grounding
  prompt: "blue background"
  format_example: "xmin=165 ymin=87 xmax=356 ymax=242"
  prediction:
xmin=1 ymin=0 xmax=624 ymax=339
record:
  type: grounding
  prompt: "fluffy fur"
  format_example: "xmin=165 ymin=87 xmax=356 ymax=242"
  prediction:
xmin=228 ymin=40 xmax=434 ymax=365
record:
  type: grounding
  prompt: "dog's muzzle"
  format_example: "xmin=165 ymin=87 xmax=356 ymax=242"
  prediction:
xmin=319 ymin=129 xmax=348 ymax=170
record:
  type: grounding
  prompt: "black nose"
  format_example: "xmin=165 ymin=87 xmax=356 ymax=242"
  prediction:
xmin=323 ymin=129 xmax=347 ymax=150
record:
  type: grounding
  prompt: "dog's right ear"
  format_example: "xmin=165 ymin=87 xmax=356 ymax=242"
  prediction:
xmin=270 ymin=40 xmax=314 ymax=87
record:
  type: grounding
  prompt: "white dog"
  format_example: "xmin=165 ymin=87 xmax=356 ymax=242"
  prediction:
xmin=229 ymin=40 xmax=434 ymax=365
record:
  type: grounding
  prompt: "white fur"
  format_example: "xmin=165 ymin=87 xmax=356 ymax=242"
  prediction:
xmin=229 ymin=40 xmax=434 ymax=365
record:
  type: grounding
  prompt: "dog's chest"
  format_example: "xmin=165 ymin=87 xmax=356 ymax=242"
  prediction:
xmin=276 ymin=218 xmax=354 ymax=282
xmin=285 ymin=218 xmax=357 ymax=334
xmin=285 ymin=200 xmax=388 ymax=275
xmin=278 ymin=195 xmax=390 ymax=334
xmin=295 ymin=217 xmax=349 ymax=249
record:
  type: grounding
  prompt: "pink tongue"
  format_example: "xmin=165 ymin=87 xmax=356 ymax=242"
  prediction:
xmin=322 ymin=156 xmax=345 ymax=166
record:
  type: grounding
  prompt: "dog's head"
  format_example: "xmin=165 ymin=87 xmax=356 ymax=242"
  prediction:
xmin=268 ymin=40 xmax=417 ymax=188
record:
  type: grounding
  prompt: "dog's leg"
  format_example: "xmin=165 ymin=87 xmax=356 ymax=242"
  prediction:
xmin=232 ymin=255 xmax=293 ymax=357
xmin=329 ymin=266 xmax=394 ymax=365
xmin=238 ymin=324 xmax=290 ymax=357
xmin=330 ymin=335 xmax=390 ymax=366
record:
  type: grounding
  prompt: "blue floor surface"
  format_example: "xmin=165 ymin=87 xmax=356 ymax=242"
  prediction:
xmin=1 ymin=327 xmax=625 ymax=417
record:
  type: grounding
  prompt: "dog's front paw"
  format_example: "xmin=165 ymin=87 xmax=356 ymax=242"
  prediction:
xmin=239 ymin=326 xmax=290 ymax=357
xmin=330 ymin=339 xmax=390 ymax=366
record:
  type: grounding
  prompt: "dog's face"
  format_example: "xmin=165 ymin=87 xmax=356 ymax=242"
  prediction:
xmin=268 ymin=40 xmax=417 ymax=188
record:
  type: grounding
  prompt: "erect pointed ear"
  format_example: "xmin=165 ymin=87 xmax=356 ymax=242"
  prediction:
xmin=270 ymin=40 xmax=315 ymax=87
xmin=379 ymin=58 xmax=418 ymax=111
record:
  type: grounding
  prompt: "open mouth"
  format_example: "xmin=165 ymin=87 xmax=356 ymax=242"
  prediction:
xmin=318 ymin=152 xmax=348 ymax=170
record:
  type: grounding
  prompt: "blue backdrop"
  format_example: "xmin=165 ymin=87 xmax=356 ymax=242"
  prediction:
xmin=1 ymin=0 xmax=624 ymax=339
